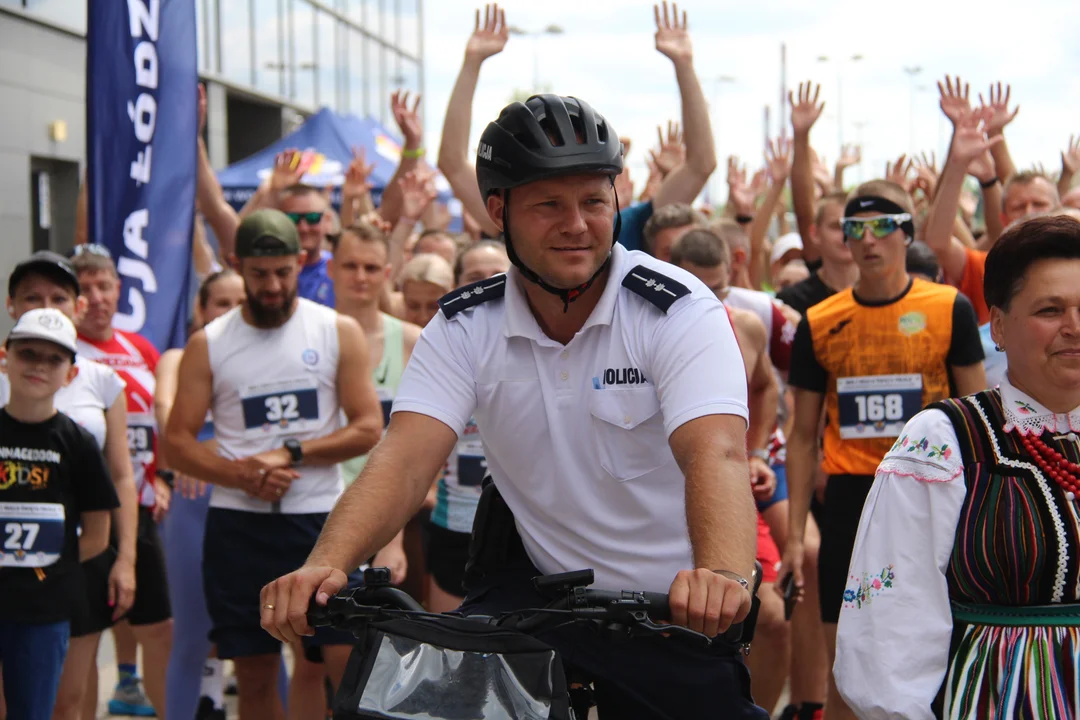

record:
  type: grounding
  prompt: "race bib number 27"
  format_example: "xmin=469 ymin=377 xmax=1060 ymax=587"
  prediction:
xmin=0 ymin=502 xmax=65 ymax=568
xmin=837 ymin=374 xmax=923 ymax=440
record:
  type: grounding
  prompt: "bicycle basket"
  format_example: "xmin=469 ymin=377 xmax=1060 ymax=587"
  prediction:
xmin=332 ymin=614 xmax=571 ymax=720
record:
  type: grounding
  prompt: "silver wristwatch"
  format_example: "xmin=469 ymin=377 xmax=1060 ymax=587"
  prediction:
xmin=713 ymin=569 xmax=750 ymax=591
xmin=748 ymin=449 xmax=770 ymax=462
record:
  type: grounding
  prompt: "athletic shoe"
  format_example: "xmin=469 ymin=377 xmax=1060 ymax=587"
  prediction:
xmin=195 ymin=696 xmax=227 ymax=720
xmin=107 ymin=677 xmax=156 ymax=716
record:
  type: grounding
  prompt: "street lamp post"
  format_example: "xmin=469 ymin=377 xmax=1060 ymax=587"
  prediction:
xmin=508 ymin=24 xmax=564 ymax=92
xmin=903 ymin=65 xmax=922 ymax=155
xmin=817 ymin=53 xmax=863 ymax=151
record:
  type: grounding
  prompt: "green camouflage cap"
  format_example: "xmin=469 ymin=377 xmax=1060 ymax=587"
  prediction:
xmin=235 ymin=209 xmax=301 ymax=258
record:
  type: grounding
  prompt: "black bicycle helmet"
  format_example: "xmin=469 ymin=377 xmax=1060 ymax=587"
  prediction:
xmin=476 ymin=95 xmax=625 ymax=310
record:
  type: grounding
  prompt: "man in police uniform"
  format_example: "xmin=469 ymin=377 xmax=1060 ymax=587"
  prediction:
xmin=262 ymin=95 xmax=766 ymax=718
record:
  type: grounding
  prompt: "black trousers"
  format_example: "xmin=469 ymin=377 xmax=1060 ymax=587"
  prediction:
xmin=458 ymin=555 xmax=769 ymax=720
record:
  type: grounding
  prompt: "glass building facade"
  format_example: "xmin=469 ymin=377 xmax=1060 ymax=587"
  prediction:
xmin=2 ymin=0 xmax=423 ymax=131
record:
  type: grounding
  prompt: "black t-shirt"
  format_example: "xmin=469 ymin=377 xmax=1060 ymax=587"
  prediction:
xmin=0 ymin=409 xmax=118 ymax=623
xmin=776 ymin=273 xmax=836 ymax=317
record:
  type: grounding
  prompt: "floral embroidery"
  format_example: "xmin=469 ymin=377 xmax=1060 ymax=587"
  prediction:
xmin=904 ymin=437 xmax=930 ymax=453
xmin=928 ymin=444 xmax=953 ymax=461
xmin=890 ymin=435 xmax=909 ymax=452
xmin=843 ymin=566 xmax=896 ymax=609
xmin=1014 ymin=400 xmax=1037 ymax=415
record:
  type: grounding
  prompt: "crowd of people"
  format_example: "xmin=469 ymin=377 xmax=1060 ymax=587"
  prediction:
xmin=3 ymin=2 xmax=1080 ymax=719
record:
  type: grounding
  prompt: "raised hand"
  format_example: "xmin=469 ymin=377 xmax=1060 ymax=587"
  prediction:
xmin=465 ymin=4 xmax=509 ymax=62
xmin=978 ymin=81 xmax=1019 ymax=136
xmin=271 ymin=149 xmax=314 ymax=192
xmin=810 ymin=149 xmax=833 ymax=193
xmin=726 ymin=156 xmax=755 ymax=213
xmin=654 ymin=1 xmax=692 ymax=65
xmin=789 ymin=81 xmax=824 ymax=135
xmin=765 ymin=137 xmax=794 ymax=183
xmin=912 ymin=151 xmax=939 ymax=198
xmin=885 ymin=153 xmax=915 ymax=194
xmin=837 ymin=143 xmax=861 ymax=170
xmin=651 ymin=120 xmax=685 ymax=176
xmin=948 ymin=107 xmax=1004 ymax=165
xmin=937 ymin=75 xmax=971 ymax=128
xmin=398 ymin=168 xmax=438 ymax=223
xmin=749 ymin=168 xmax=768 ymax=199
xmin=343 ymin=146 xmax=375 ymax=199
xmin=968 ymin=147 xmax=997 ymax=185
xmin=1062 ymin=135 xmax=1080 ymax=175
xmin=391 ymin=90 xmax=423 ymax=149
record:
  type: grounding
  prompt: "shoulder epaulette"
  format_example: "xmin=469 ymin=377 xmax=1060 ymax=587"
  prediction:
xmin=621 ymin=265 xmax=690 ymax=313
xmin=438 ymin=274 xmax=507 ymax=319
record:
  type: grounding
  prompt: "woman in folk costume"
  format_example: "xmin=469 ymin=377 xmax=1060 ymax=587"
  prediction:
xmin=834 ymin=213 xmax=1080 ymax=718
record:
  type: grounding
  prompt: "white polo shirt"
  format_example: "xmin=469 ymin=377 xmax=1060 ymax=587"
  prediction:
xmin=392 ymin=244 xmax=748 ymax=594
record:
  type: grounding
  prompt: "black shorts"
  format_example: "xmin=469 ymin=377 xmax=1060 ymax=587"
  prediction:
xmin=203 ymin=508 xmax=362 ymax=659
xmin=817 ymin=474 xmax=876 ymax=624
xmin=70 ymin=507 xmax=172 ymax=638
xmin=425 ymin=522 xmax=471 ymax=598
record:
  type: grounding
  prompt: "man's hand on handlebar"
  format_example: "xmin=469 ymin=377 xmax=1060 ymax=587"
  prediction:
xmin=260 ymin=566 xmax=349 ymax=644
xmin=668 ymin=568 xmax=752 ymax=639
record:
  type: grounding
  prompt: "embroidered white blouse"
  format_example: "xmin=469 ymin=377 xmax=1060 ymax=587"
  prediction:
xmin=832 ymin=374 xmax=1080 ymax=719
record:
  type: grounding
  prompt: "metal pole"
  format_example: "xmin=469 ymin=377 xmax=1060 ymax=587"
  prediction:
xmin=779 ymin=43 xmax=787 ymax=141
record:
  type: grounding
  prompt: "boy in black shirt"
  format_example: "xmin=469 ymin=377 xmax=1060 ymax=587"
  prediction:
xmin=0 ymin=308 xmax=118 ymax=720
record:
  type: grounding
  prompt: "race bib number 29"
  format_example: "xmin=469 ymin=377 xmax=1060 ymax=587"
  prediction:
xmin=837 ymin=374 xmax=923 ymax=440
xmin=0 ymin=502 xmax=65 ymax=568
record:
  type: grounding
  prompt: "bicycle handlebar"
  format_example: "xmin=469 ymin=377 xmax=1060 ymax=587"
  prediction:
xmin=307 ymin=584 xmax=424 ymax=628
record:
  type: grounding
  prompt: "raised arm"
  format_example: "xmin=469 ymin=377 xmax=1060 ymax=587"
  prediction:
xmin=750 ymin=138 xmax=792 ymax=289
xmin=925 ymin=105 xmax=1001 ymax=284
xmin=789 ymin=82 xmax=825 ymax=261
xmin=650 ymin=2 xmax=717 ymax=210
xmin=979 ymin=81 xmax=1019 ymax=184
xmin=436 ymin=4 xmax=507 ymax=237
xmin=340 ymin=147 xmax=376 ymax=228
xmin=834 ymin=143 xmax=861 ymax=192
xmin=377 ymin=91 xmax=426 ymax=224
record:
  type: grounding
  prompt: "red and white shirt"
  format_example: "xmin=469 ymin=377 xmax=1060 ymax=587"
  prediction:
xmin=77 ymin=330 xmax=160 ymax=507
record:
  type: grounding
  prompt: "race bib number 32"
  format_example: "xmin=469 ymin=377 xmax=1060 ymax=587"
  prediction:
xmin=837 ymin=374 xmax=923 ymax=440
xmin=240 ymin=379 xmax=320 ymax=435
xmin=0 ymin=501 xmax=65 ymax=568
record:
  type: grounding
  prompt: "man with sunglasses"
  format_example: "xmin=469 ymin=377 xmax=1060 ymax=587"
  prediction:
xmin=280 ymin=186 xmax=338 ymax=308
xmin=777 ymin=180 xmax=985 ymax=720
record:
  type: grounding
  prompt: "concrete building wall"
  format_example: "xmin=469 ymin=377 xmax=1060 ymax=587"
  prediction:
xmin=0 ymin=10 xmax=87 ymax=335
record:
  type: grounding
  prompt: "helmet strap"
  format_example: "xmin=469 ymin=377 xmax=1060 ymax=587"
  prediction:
xmin=501 ymin=182 xmax=623 ymax=313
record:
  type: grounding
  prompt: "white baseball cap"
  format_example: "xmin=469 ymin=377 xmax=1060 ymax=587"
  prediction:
xmin=8 ymin=308 xmax=78 ymax=355
xmin=770 ymin=233 xmax=804 ymax=265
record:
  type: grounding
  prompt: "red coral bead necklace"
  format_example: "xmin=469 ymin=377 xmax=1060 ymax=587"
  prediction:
xmin=1018 ymin=430 xmax=1080 ymax=500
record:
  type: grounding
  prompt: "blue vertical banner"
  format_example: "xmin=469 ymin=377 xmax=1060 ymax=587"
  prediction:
xmin=87 ymin=0 xmax=197 ymax=351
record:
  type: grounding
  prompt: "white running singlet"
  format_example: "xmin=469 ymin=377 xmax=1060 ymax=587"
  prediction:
xmin=205 ymin=299 xmax=344 ymax=514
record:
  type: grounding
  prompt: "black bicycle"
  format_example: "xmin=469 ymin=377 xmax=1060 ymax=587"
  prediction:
xmin=309 ymin=565 xmax=761 ymax=719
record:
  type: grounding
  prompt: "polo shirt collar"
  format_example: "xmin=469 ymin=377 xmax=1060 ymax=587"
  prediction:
xmin=503 ymin=244 xmax=627 ymax=343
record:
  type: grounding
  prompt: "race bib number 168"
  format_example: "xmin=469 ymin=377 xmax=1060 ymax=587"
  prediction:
xmin=837 ymin=374 xmax=923 ymax=440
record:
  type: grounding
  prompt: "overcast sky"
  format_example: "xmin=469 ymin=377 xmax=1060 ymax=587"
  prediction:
xmin=418 ymin=0 xmax=1080 ymax=201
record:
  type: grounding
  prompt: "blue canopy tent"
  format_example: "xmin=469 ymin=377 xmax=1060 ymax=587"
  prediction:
xmin=216 ymin=107 xmax=461 ymax=229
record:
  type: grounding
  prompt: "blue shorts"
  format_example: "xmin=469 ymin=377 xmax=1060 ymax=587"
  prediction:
xmin=203 ymin=508 xmax=362 ymax=659
xmin=0 ymin=619 xmax=69 ymax=720
xmin=755 ymin=463 xmax=789 ymax=512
